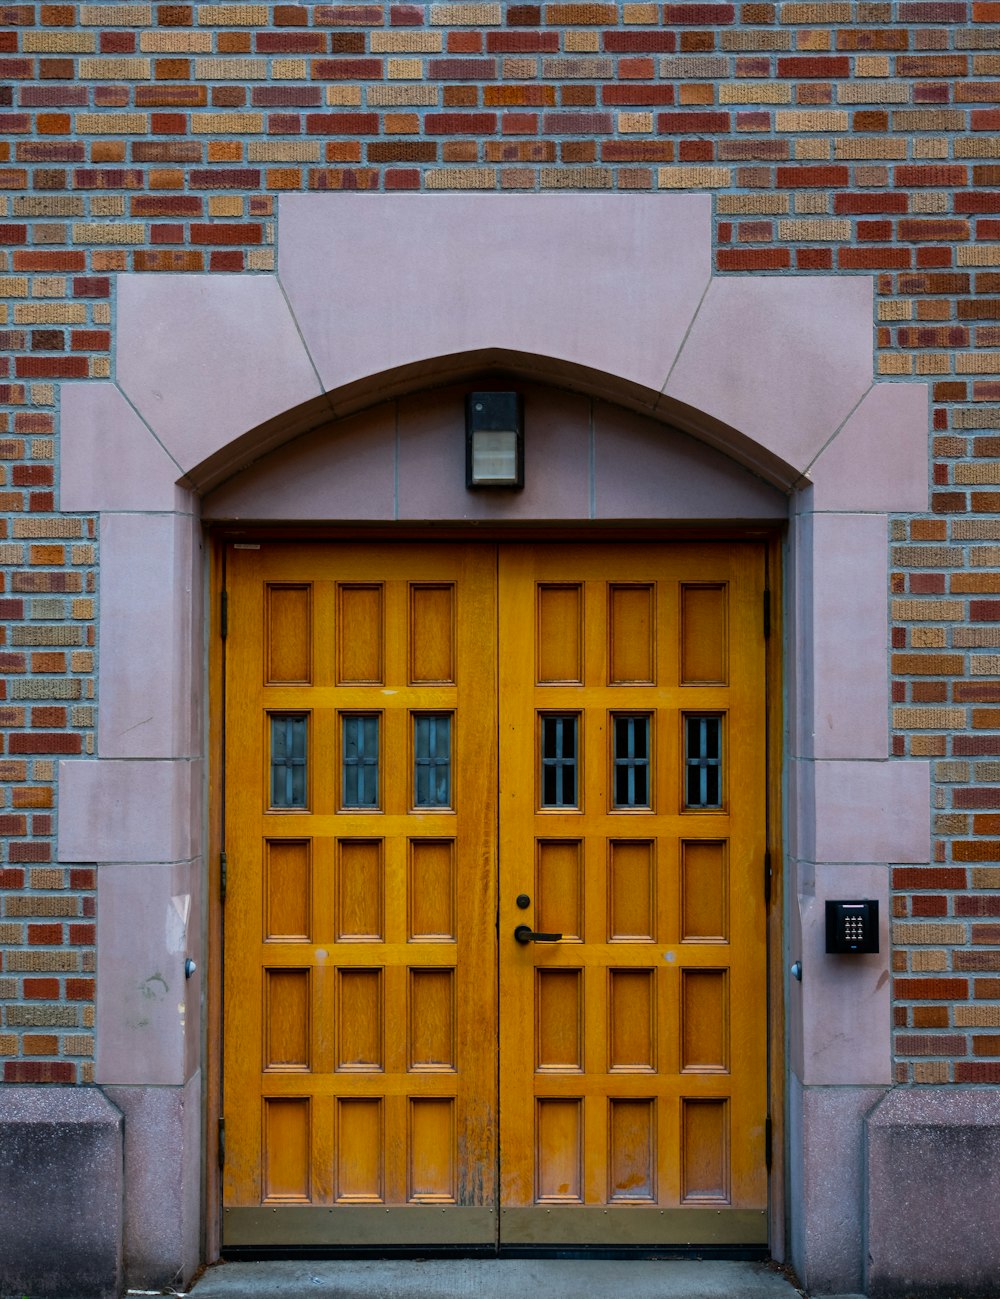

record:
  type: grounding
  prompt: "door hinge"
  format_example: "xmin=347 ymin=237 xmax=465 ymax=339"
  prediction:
xmin=765 ymin=1114 xmax=773 ymax=1171
xmin=763 ymin=848 xmax=772 ymax=908
xmin=220 ymin=850 xmax=227 ymax=903
xmin=220 ymin=589 xmax=228 ymax=640
xmin=218 ymin=1117 xmax=226 ymax=1170
xmin=763 ymin=588 xmax=771 ymax=640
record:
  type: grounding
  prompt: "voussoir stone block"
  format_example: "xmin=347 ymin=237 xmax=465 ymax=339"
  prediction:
xmin=866 ymin=1087 xmax=1000 ymax=1298
xmin=0 ymin=1086 xmax=123 ymax=1299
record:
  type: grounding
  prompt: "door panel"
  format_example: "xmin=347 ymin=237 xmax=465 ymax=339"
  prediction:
xmin=498 ymin=544 xmax=767 ymax=1244
xmin=222 ymin=540 xmax=768 ymax=1249
xmin=223 ymin=543 xmax=498 ymax=1245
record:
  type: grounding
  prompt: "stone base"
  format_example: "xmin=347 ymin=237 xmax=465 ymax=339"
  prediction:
xmin=866 ymin=1088 xmax=1000 ymax=1298
xmin=0 ymin=1086 xmax=123 ymax=1299
xmin=104 ymin=1076 xmax=202 ymax=1290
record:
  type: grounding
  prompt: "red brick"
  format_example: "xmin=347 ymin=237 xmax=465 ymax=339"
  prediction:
xmin=4 ymin=1062 xmax=75 ymax=1083
xmin=312 ymin=58 xmax=383 ymax=79
xmin=777 ymin=165 xmax=849 ymax=188
xmin=24 ymin=980 xmax=59 ymax=1001
xmin=896 ymin=978 xmax=969 ymax=1000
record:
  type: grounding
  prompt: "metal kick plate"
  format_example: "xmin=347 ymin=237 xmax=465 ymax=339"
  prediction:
xmin=224 ymin=1206 xmax=497 ymax=1247
xmin=224 ymin=1205 xmax=767 ymax=1248
xmin=500 ymin=1207 xmax=769 ymax=1246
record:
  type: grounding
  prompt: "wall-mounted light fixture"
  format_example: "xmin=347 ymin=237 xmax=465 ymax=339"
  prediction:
xmin=465 ymin=391 xmax=524 ymax=489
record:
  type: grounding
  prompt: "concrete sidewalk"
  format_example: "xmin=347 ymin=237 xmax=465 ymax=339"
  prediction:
xmin=179 ymin=1258 xmax=808 ymax=1299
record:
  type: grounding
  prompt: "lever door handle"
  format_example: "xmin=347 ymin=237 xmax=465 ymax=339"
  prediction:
xmin=514 ymin=924 xmax=562 ymax=944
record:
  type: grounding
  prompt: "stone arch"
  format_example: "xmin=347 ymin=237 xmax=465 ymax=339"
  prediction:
xmin=56 ymin=192 xmax=931 ymax=1292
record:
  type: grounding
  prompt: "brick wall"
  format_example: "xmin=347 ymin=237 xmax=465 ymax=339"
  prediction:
xmin=1 ymin=0 xmax=999 ymax=1083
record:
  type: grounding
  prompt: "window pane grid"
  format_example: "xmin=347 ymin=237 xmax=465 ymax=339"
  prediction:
xmin=270 ymin=713 xmax=307 ymax=809
xmin=685 ymin=715 xmax=722 ymax=809
xmin=343 ymin=714 xmax=379 ymax=808
xmin=613 ymin=714 xmax=650 ymax=808
xmin=541 ymin=715 xmax=578 ymax=808
xmin=414 ymin=714 xmax=452 ymax=808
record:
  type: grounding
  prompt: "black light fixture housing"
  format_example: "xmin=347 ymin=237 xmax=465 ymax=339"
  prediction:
xmin=465 ymin=391 xmax=524 ymax=489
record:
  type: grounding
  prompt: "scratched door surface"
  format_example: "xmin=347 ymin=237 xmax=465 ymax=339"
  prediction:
xmin=497 ymin=543 xmax=769 ymax=1246
xmin=222 ymin=542 xmax=498 ymax=1247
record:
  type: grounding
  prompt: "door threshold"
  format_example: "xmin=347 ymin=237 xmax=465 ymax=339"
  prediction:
xmin=188 ymin=1257 xmax=801 ymax=1299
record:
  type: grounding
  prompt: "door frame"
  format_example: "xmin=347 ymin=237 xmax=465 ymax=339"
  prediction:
xmin=205 ymin=525 xmax=785 ymax=1258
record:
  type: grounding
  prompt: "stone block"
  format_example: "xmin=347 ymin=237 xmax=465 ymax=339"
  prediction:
xmin=0 ymin=1086 xmax=123 ymax=1299
xmin=866 ymin=1088 xmax=1000 ymax=1298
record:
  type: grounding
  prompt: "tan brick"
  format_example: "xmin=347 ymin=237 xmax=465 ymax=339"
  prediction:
xmin=973 ymin=868 xmax=1000 ymax=888
xmin=954 ymin=408 xmax=1000 ymax=430
xmin=430 ymin=2 xmax=502 ymax=21
xmin=543 ymin=57 xmax=612 ymax=77
xmin=618 ymin=112 xmax=652 ymax=133
xmin=956 ymin=630 xmax=1000 ymax=647
xmin=659 ymin=57 xmax=726 ymax=77
xmin=795 ymin=138 xmax=831 ymax=160
xmin=388 ymin=58 xmax=424 ymax=79
xmin=72 ymin=224 xmax=144 ymax=245
xmin=139 ymin=31 xmax=213 ymax=51
xmin=835 ymin=138 xmax=907 ymax=160
xmin=956 ymin=137 xmax=1000 ymax=158
xmin=0 ymin=924 xmax=22 ymax=944
xmin=623 ymin=3 xmax=657 ymax=19
xmin=23 ymin=32 xmax=97 ymax=52
xmin=838 ymin=79 xmax=907 ymax=104
xmin=0 ymin=278 xmax=29 ymax=298
xmin=272 ymin=59 xmax=307 ymax=79
xmin=197 ymin=4 xmax=268 ymax=22
xmin=956 ymin=463 xmax=1000 ymax=485
xmin=15 ymin=305 xmax=87 ymax=325
xmin=894 ymin=110 xmax=965 ymax=131
xmin=368 ymin=85 xmax=439 ymax=106
xmin=780 ymin=2 xmax=851 ymax=18
xmin=14 ymin=198 xmax=85 ymax=217
xmin=893 ymin=597 xmax=961 ymax=618
xmin=893 ymin=708 xmax=965 ymax=728
xmin=912 ymin=627 xmax=947 ymax=647
xmin=879 ymin=300 xmax=913 ymax=320
xmin=911 ymin=950 xmax=949 ymax=972
xmin=33 ymin=280 xmax=68 ymax=299
xmin=541 ymin=167 xmax=612 ymax=188
xmin=195 ymin=58 xmax=267 ymax=79
xmin=13 ymin=520 xmax=83 ymax=538
xmin=565 ymin=31 xmax=600 ymax=51
xmin=76 ymin=113 xmax=148 ymax=134
xmin=717 ymin=194 xmax=789 ymax=215
xmin=893 ymin=923 xmax=966 ymax=944
xmin=248 ymin=141 xmax=321 ymax=162
xmin=80 ymin=4 xmax=152 ymax=21
xmin=778 ymin=110 xmax=848 ymax=131
xmin=7 ymin=953 xmax=79 ymax=972
xmin=78 ymin=58 xmax=151 ymax=78
xmin=247 ymin=249 xmax=274 ymax=271
xmin=879 ymin=354 xmax=914 ymax=375
xmin=371 ymin=32 xmax=443 ymax=52
xmin=721 ymin=31 xmax=791 ymax=50
xmin=503 ymin=57 xmax=537 ymax=78
xmin=5 ymin=897 xmax=78 ymax=918
xmin=92 ymin=197 xmax=126 ymax=217
xmin=856 ymin=55 xmax=891 ymax=77
xmin=958 ymin=352 xmax=1000 ymax=372
xmin=914 ymin=1061 xmax=949 ymax=1083
xmin=326 ymin=87 xmax=363 ymax=106
xmin=659 ymin=166 xmax=730 ymax=188
xmin=425 ymin=168 xmax=496 ymax=189
xmin=914 ymin=138 xmax=950 ymax=160
xmin=778 ymin=218 xmax=850 ymax=240
xmin=721 ymin=83 xmax=793 ymax=104
xmin=191 ymin=114 xmax=264 ymax=133
xmin=955 ymin=1005 xmax=1000 ymax=1027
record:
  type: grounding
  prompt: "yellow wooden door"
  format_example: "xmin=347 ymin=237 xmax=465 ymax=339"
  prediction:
xmin=497 ymin=543 xmax=768 ymax=1245
xmin=222 ymin=542 xmax=498 ymax=1246
xmin=222 ymin=539 xmax=769 ymax=1249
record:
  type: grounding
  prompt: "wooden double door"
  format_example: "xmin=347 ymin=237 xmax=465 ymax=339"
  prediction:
xmin=221 ymin=541 xmax=769 ymax=1248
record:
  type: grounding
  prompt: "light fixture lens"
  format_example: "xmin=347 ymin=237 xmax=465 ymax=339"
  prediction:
xmin=471 ymin=429 xmax=519 ymax=484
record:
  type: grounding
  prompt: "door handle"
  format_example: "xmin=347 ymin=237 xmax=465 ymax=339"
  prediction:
xmin=514 ymin=924 xmax=562 ymax=944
